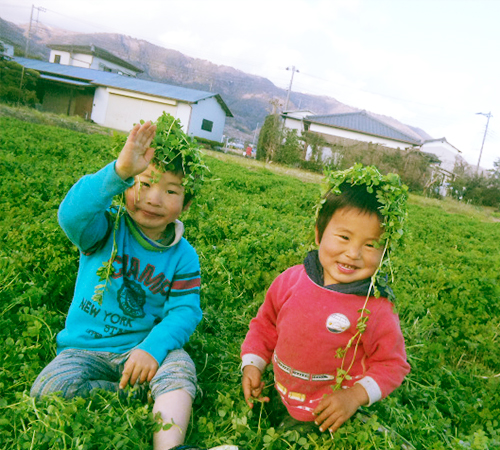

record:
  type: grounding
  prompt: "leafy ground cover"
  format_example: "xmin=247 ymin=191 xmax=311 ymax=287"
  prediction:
xmin=1 ymin=117 xmax=499 ymax=449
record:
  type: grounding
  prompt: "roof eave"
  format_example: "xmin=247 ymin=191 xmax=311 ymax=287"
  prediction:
xmin=304 ymin=119 xmax=419 ymax=146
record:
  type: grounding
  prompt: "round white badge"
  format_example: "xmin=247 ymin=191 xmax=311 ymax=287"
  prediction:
xmin=326 ymin=313 xmax=351 ymax=333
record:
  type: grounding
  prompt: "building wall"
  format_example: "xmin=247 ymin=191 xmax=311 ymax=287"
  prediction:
xmin=90 ymin=87 xmax=193 ymax=132
xmin=104 ymin=90 xmax=181 ymax=131
xmin=188 ymin=96 xmax=227 ymax=142
xmin=49 ymin=50 xmax=72 ymax=65
xmin=49 ymin=51 xmax=137 ymax=76
xmin=308 ymin=122 xmax=415 ymax=150
xmin=91 ymin=87 xmax=110 ymax=125
xmin=283 ymin=116 xmax=304 ymax=133
xmin=90 ymin=56 xmax=138 ymax=77
xmin=39 ymin=82 xmax=93 ymax=118
xmin=420 ymin=140 xmax=464 ymax=173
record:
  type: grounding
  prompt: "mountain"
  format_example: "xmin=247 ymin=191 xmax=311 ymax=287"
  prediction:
xmin=0 ymin=17 xmax=432 ymax=143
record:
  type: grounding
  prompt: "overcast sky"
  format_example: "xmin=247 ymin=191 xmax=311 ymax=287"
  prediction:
xmin=1 ymin=0 xmax=499 ymax=170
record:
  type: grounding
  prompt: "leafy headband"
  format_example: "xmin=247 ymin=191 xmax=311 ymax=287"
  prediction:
xmin=148 ymin=112 xmax=208 ymax=197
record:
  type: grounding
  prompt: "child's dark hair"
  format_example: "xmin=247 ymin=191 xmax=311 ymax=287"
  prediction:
xmin=316 ymin=182 xmax=384 ymax=242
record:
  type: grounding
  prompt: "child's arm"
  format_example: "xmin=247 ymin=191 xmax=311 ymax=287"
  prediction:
xmin=242 ymin=365 xmax=270 ymax=408
xmin=115 ymin=121 xmax=157 ymax=180
xmin=58 ymin=121 xmax=156 ymax=253
xmin=313 ymin=384 xmax=369 ymax=433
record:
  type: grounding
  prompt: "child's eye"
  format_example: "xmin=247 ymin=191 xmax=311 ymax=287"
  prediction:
xmin=366 ymin=243 xmax=375 ymax=248
xmin=338 ymin=235 xmax=349 ymax=241
xmin=139 ymin=181 xmax=150 ymax=188
xmin=166 ymin=189 xmax=179 ymax=195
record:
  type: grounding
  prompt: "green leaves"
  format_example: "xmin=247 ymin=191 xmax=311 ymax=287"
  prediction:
xmin=150 ymin=112 xmax=209 ymax=198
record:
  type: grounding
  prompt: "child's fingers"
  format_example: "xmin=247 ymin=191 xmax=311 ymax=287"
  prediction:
xmin=242 ymin=378 xmax=254 ymax=407
xmin=128 ymin=365 xmax=144 ymax=386
xmin=119 ymin=370 xmax=131 ymax=389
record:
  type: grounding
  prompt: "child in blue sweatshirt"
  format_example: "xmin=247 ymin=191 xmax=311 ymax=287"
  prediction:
xmin=31 ymin=116 xmax=225 ymax=450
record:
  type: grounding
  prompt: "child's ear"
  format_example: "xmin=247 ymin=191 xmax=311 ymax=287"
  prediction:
xmin=314 ymin=226 xmax=321 ymax=246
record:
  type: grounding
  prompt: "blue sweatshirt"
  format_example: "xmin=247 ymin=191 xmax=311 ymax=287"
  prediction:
xmin=56 ymin=161 xmax=202 ymax=365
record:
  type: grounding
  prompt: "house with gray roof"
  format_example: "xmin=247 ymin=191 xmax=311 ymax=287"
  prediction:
xmin=283 ymin=110 xmax=422 ymax=150
xmin=282 ymin=109 xmax=467 ymax=187
xmin=14 ymin=55 xmax=232 ymax=142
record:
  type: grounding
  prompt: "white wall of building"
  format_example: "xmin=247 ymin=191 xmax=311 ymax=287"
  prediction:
xmin=91 ymin=56 xmax=137 ymax=76
xmin=308 ymin=122 xmax=415 ymax=150
xmin=101 ymin=89 xmax=182 ymax=131
xmin=49 ymin=50 xmax=137 ymax=76
xmin=420 ymin=139 xmax=464 ymax=173
xmin=188 ymin=96 xmax=227 ymax=142
xmin=283 ymin=116 xmax=305 ymax=133
xmin=90 ymin=87 xmax=110 ymax=125
xmin=49 ymin=50 xmax=72 ymax=65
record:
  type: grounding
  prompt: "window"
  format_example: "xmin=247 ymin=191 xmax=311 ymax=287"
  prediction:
xmin=201 ymin=119 xmax=213 ymax=132
xmin=54 ymin=54 xmax=61 ymax=64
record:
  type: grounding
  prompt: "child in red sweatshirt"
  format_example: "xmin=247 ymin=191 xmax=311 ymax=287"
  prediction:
xmin=241 ymin=167 xmax=410 ymax=435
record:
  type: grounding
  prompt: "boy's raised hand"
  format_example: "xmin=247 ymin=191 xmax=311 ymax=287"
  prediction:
xmin=115 ymin=121 xmax=157 ymax=181
xmin=119 ymin=349 xmax=159 ymax=389
xmin=242 ymin=365 xmax=270 ymax=408
xmin=313 ymin=383 xmax=368 ymax=433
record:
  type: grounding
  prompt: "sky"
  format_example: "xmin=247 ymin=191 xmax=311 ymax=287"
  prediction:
xmin=1 ymin=0 xmax=499 ymax=170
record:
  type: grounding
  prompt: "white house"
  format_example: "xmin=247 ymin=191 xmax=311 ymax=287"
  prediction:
xmin=282 ymin=110 xmax=315 ymax=133
xmin=420 ymin=138 xmax=466 ymax=173
xmin=14 ymin=54 xmax=232 ymax=142
xmin=48 ymin=44 xmax=142 ymax=77
xmin=283 ymin=110 xmax=423 ymax=151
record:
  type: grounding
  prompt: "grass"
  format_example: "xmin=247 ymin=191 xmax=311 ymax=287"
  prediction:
xmin=2 ymin=102 xmax=497 ymax=222
xmin=204 ymin=149 xmax=500 ymax=223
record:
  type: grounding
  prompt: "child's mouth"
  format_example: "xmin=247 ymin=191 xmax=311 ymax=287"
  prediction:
xmin=141 ymin=210 xmax=161 ymax=218
xmin=338 ymin=263 xmax=357 ymax=273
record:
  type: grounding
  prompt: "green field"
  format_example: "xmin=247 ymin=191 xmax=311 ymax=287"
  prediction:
xmin=1 ymin=117 xmax=499 ymax=449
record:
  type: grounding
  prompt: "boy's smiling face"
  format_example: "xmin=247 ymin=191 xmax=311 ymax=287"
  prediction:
xmin=315 ymin=207 xmax=384 ymax=286
xmin=125 ymin=165 xmax=188 ymax=241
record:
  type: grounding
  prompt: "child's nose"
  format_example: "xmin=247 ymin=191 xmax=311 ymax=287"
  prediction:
xmin=145 ymin=186 xmax=162 ymax=205
xmin=345 ymin=243 xmax=362 ymax=260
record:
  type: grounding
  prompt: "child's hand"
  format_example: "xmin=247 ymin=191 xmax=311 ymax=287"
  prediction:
xmin=115 ymin=121 xmax=157 ymax=180
xmin=313 ymin=384 xmax=368 ymax=433
xmin=119 ymin=349 xmax=159 ymax=389
xmin=242 ymin=365 xmax=270 ymax=408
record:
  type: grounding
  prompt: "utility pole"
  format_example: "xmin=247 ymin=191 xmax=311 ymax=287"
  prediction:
xmin=284 ymin=66 xmax=299 ymax=112
xmin=476 ymin=111 xmax=492 ymax=173
xmin=18 ymin=5 xmax=45 ymax=106
xmin=24 ymin=5 xmax=35 ymax=59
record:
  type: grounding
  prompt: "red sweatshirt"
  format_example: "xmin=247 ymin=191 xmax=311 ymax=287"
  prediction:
xmin=241 ymin=264 xmax=410 ymax=421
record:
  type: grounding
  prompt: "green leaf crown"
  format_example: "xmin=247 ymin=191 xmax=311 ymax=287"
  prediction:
xmin=147 ymin=112 xmax=209 ymax=198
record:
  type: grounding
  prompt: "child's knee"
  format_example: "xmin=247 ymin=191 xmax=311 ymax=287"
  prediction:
xmin=150 ymin=349 xmax=197 ymax=401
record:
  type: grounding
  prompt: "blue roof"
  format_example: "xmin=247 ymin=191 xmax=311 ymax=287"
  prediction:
xmin=305 ymin=111 xmax=421 ymax=145
xmin=14 ymin=57 xmax=232 ymax=116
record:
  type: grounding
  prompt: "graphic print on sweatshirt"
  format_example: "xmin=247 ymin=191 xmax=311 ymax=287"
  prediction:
xmin=77 ymin=253 xmax=175 ymax=339
xmin=117 ymin=277 xmax=146 ymax=318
